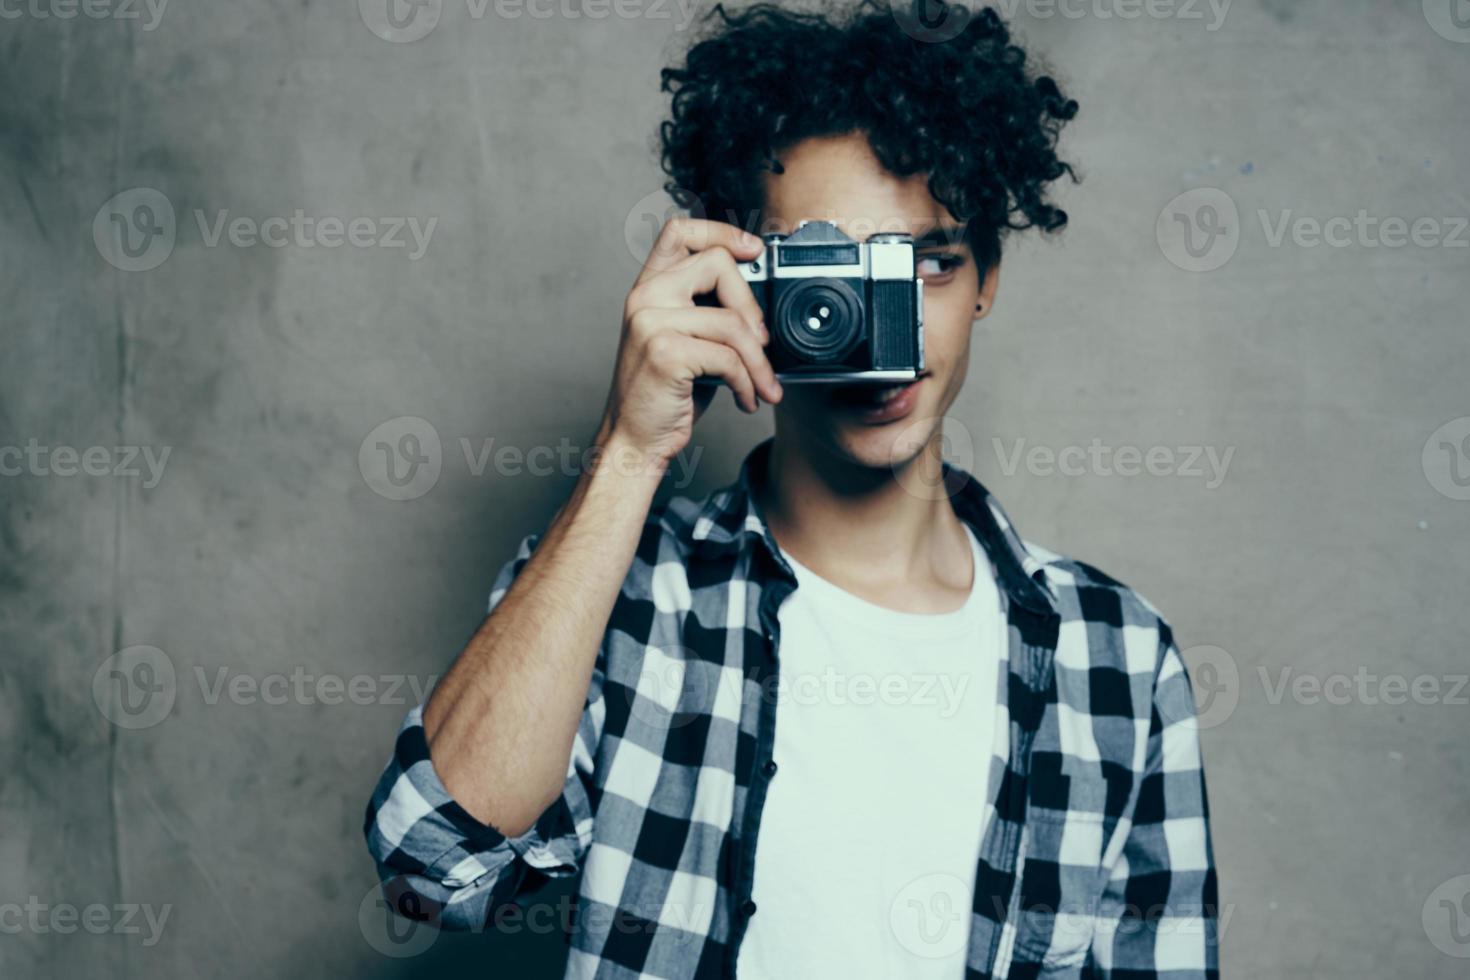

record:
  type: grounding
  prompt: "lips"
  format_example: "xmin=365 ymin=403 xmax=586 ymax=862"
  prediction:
xmin=828 ymin=373 xmax=928 ymax=422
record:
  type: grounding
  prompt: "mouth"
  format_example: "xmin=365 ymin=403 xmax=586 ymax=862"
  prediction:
xmin=827 ymin=373 xmax=930 ymax=424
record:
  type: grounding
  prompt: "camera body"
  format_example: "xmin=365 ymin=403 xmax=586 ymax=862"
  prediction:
xmin=737 ymin=221 xmax=924 ymax=383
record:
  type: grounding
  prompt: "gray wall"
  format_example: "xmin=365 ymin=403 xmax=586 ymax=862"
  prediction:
xmin=3 ymin=0 xmax=1467 ymax=976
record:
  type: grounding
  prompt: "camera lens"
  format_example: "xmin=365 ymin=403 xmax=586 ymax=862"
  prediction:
xmin=773 ymin=279 xmax=862 ymax=365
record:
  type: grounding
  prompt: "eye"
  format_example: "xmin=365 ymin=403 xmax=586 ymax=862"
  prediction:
xmin=916 ymin=253 xmax=967 ymax=279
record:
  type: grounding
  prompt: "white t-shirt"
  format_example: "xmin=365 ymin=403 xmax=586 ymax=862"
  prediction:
xmin=735 ymin=524 xmax=1007 ymax=979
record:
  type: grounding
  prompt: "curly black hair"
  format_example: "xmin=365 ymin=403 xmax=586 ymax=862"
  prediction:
xmin=658 ymin=0 xmax=1079 ymax=273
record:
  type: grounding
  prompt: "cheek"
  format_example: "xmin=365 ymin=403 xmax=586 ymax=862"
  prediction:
xmin=921 ymin=290 xmax=980 ymax=371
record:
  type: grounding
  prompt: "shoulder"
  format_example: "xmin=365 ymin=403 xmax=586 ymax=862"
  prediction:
xmin=1022 ymin=538 xmax=1179 ymax=671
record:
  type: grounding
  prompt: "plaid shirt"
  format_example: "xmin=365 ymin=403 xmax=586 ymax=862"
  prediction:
xmin=365 ymin=436 xmax=1219 ymax=978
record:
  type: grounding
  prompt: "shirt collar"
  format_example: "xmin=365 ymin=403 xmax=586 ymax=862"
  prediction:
xmin=690 ymin=436 xmax=1058 ymax=615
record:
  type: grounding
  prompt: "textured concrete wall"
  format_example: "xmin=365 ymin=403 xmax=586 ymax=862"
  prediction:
xmin=2 ymin=0 xmax=1467 ymax=976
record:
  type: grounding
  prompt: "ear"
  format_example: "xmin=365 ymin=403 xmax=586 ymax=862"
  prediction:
xmin=973 ymin=261 xmax=1001 ymax=321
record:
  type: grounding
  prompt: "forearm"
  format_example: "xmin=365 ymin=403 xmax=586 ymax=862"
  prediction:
xmin=422 ymin=427 xmax=663 ymax=835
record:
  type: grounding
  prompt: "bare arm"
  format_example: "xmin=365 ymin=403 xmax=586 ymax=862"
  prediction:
xmin=420 ymin=426 xmax=661 ymax=836
xmin=418 ymin=219 xmax=782 ymax=837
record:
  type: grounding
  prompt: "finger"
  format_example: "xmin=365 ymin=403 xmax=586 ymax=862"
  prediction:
xmin=673 ymin=308 xmax=782 ymax=404
xmin=633 ymin=248 xmax=770 ymax=346
xmin=678 ymin=248 xmax=767 ymax=342
xmin=626 ymin=307 xmax=780 ymax=403
xmin=649 ymin=334 xmax=758 ymax=414
xmin=637 ymin=218 xmax=763 ymax=285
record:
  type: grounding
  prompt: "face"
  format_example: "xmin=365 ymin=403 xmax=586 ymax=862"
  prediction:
xmin=761 ymin=132 xmax=1000 ymax=472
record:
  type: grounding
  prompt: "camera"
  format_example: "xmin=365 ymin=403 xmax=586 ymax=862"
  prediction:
xmin=737 ymin=220 xmax=924 ymax=383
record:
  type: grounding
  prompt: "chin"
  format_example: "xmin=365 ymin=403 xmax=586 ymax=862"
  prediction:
xmin=835 ymin=424 xmax=939 ymax=472
xmin=780 ymin=371 xmax=949 ymax=471
xmin=824 ymin=385 xmax=946 ymax=472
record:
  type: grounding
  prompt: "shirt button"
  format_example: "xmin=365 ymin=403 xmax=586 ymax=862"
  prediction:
xmin=739 ymin=898 xmax=758 ymax=918
xmin=761 ymin=759 xmax=778 ymax=778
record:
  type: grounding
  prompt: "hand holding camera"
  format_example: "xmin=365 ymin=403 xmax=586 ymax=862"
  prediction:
xmin=599 ymin=218 xmax=784 ymax=466
xmin=598 ymin=217 xmax=926 ymax=466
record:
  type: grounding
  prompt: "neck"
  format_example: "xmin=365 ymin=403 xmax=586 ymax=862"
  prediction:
xmin=756 ymin=424 xmax=973 ymax=598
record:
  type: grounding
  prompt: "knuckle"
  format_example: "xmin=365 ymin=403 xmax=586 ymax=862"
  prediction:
xmin=702 ymin=245 xmax=736 ymax=268
xmin=627 ymin=307 xmax=657 ymax=338
xmin=645 ymin=333 xmax=680 ymax=367
xmin=729 ymin=336 xmax=757 ymax=365
xmin=724 ymin=313 xmax=758 ymax=349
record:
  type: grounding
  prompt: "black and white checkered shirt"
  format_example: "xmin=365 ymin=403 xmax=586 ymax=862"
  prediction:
xmin=365 ymin=437 xmax=1219 ymax=978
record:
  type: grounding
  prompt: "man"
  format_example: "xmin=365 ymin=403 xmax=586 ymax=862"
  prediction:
xmin=365 ymin=3 xmax=1218 ymax=977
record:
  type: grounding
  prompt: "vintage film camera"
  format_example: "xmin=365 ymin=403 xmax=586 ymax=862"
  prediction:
xmin=737 ymin=220 xmax=925 ymax=383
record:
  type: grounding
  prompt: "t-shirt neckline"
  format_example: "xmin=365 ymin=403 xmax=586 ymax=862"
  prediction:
xmin=778 ymin=524 xmax=996 ymax=641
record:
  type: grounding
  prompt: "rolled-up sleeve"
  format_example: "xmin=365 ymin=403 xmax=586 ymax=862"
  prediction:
xmin=1090 ymin=636 xmax=1220 ymax=978
xmin=362 ymin=533 xmax=604 ymax=931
